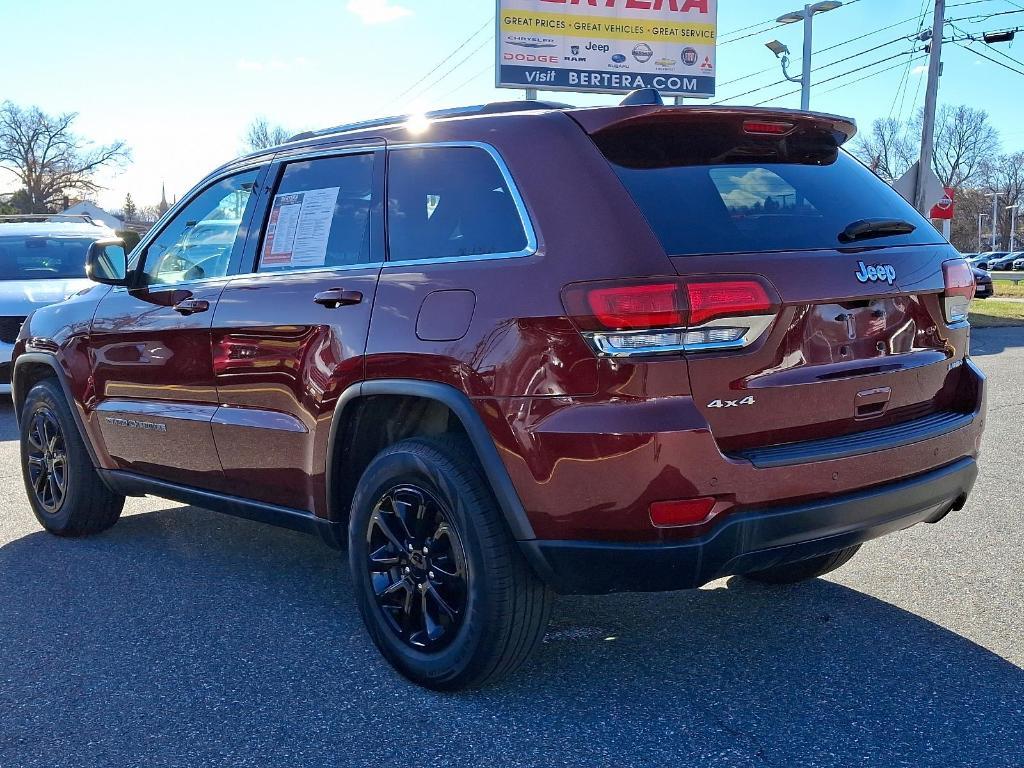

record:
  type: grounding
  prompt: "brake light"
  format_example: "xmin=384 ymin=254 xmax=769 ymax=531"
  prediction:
xmin=562 ymin=277 xmax=779 ymax=357
xmin=743 ymin=120 xmax=795 ymax=136
xmin=942 ymin=259 xmax=975 ymax=324
xmin=585 ymin=282 xmax=684 ymax=329
xmin=687 ymin=281 xmax=773 ymax=326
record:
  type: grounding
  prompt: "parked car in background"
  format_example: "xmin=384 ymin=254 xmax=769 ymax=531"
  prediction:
xmin=973 ymin=266 xmax=994 ymax=298
xmin=0 ymin=215 xmax=112 ymax=393
xmin=10 ymin=97 xmax=985 ymax=690
xmin=1010 ymin=254 xmax=1024 ymax=271
xmin=973 ymin=252 xmax=1015 ymax=271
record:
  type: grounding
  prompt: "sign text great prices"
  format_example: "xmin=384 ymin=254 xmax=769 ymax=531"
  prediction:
xmin=496 ymin=0 xmax=719 ymax=97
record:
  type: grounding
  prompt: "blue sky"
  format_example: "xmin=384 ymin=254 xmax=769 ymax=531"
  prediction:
xmin=2 ymin=0 xmax=1023 ymax=211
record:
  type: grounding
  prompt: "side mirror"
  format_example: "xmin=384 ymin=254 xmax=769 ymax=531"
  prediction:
xmin=86 ymin=238 xmax=129 ymax=286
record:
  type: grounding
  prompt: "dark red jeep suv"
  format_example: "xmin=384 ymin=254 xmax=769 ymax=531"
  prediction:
xmin=12 ymin=96 xmax=985 ymax=690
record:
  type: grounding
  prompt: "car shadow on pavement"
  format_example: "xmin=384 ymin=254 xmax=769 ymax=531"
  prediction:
xmin=970 ymin=325 xmax=1024 ymax=356
xmin=0 ymin=398 xmax=18 ymax=441
xmin=0 ymin=506 xmax=1020 ymax=768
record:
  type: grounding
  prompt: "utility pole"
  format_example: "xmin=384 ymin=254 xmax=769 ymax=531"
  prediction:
xmin=988 ymin=192 xmax=1002 ymax=250
xmin=978 ymin=213 xmax=988 ymax=252
xmin=915 ymin=0 xmax=945 ymax=214
xmin=524 ymin=88 xmax=538 ymax=101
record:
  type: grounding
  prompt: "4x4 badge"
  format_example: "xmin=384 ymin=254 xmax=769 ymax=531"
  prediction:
xmin=855 ymin=261 xmax=897 ymax=285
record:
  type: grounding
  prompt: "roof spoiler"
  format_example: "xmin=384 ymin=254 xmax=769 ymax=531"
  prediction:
xmin=570 ymin=104 xmax=858 ymax=146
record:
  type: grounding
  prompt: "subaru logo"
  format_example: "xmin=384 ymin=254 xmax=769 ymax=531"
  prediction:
xmin=854 ymin=261 xmax=897 ymax=285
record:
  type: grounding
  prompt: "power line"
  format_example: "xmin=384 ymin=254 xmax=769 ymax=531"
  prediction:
xmin=819 ymin=55 xmax=929 ymax=96
xmin=409 ymin=35 xmax=495 ymax=102
xmin=719 ymin=0 xmax=862 ymax=48
xmin=947 ymin=7 xmax=1024 ymax=21
xmin=954 ymin=39 xmax=1024 ymax=73
xmin=436 ymin=63 xmax=494 ymax=103
xmin=715 ymin=35 xmax=915 ymax=105
xmin=379 ymin=17 xmax=493 ymax=109
xmin=752 ymin=50 xmax=915 ymax=106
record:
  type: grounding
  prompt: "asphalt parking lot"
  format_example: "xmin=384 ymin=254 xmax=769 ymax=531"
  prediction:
xmin=0 ymin=327 xmax=1021 ymax=768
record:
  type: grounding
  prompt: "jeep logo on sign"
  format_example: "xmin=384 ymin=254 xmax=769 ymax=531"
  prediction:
xmin=854 ymin=261 xmax=897 ymax=285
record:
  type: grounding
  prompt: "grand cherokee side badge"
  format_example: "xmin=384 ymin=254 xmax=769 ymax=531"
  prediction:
xmin=855 ymin=261 xmax=897 ymax=285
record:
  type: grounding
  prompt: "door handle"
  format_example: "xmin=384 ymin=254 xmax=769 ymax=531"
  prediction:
xmin=172 ymin=298 xmax=210 ymax=315
xmin=314 ymin=288 xmax=363 ymax=308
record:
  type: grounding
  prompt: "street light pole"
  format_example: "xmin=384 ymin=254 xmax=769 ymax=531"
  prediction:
xmin=1008 ymin=204 xmax=1020 ymax=251
xmin=767 ymin=1 xmax=843 ymax=111
xmin=988 ymin=192 xmax=1002 ymax=250
xmin=800 ymin=7 xmax=814 ymax=110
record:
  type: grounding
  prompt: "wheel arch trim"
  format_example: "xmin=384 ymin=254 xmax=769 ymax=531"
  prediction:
xmin=326 ymin=379 xmax=536 ymax=541
xmin=12 ymin=352 xmax=104 ymax=470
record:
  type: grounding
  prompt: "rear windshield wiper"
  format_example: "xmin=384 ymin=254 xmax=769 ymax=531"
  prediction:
xmin=838 ymin=218 xmax=917 ymax=243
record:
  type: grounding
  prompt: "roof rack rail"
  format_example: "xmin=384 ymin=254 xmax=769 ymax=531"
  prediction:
xmin=0 ymin=213 xmax=99 ymax=224
xmin=288 ymin=100 xmax=574 ymax=142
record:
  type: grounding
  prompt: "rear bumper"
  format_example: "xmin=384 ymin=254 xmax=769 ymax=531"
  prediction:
xmin=521 ymin=457 xmax=977 ymax=594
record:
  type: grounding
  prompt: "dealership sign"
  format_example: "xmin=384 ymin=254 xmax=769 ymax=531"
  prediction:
xmin=495 ymin=0 xmax=718 ymax=98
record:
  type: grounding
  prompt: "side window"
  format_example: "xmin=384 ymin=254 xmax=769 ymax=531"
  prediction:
xmin=140 ymin=170 xmax=259 ymax=286
xmin=387 ymin=146 xmax=528 ymax=262
xmin=258 ymin=153 xmax=376 ymax=272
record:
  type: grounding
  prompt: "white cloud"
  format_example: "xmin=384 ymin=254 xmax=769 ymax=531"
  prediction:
xmin=346 ymin=0 xmax=412 ymax=25
xmin=911 ymin=64 xmax=928 ymax=76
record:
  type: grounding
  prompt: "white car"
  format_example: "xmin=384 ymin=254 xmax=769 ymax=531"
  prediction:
xmin=0 ymin=216 xmax=114 ymax=393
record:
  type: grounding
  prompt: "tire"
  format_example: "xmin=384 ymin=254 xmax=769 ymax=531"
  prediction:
xmin=741 ymin=544 xmax=862 ymax=585
xmin=19 ymin=379 xmax=125 ymax=536
xmin=348 ymin=435 xmax=553 ymax=690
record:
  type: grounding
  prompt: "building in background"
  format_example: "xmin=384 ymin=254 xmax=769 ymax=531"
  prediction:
xmin=57 ymin=201 xmax=123 ymax=230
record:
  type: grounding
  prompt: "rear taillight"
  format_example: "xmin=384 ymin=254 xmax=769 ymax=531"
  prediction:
xmin=585 ymin=282 xmax=684 ymax=329
xmin=687 ymin=281 xmax=773 ymax=325
xmin=562 ymin=277 xmax=778 ymax=357
xmin=942 ymin=259 xmax=975 ymax=324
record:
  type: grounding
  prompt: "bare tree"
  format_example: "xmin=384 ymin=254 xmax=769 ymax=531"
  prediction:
xmin=244 ymin=118 xmax=291 ymax=153
xmin=850 ymin=118 xmax=914 ymax=183
xmin=925 ymin=105 xmax=1001 ymax=189
xmin=981 ymin=151 xmax=1024 ymax=250
xmin=0 ymin=101 xmax=130 ymax=213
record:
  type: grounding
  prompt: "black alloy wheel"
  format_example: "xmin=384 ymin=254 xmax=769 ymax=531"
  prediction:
xmin=366 ymin=484 xmax=469 ymax=651
xmin=25 ymin=406 xmax=68 ymax=514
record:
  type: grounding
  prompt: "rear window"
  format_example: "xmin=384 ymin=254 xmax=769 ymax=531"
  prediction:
xmin=387 ymin=146 xmax=528 ymax=262
xmin=596 ymin=124 xmax=942 ymax=256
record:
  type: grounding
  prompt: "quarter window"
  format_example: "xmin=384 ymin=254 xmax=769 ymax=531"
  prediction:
xmin=258 ymin=154 xmax=376 ymax=272
xmin=140 ymin=170 xmax=259 ymax=286
xmin=387 ymin=147 xmax=528 ymax=262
